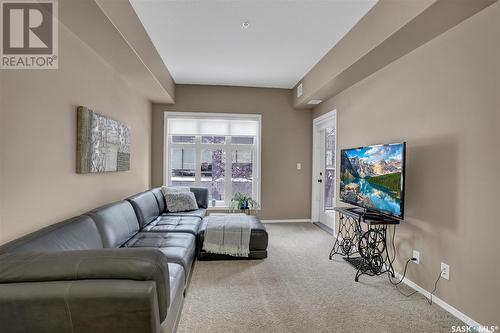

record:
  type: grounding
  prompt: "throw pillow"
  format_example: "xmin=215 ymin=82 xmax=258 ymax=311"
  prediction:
xmin=161 ymin=186 xmax=190 ymax=197
xmin=164 ymin=192 xmax=199 ymax=212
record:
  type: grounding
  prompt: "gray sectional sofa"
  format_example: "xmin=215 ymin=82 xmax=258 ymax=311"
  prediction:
xmin=0 ymin=187 xmax=208 ymax=333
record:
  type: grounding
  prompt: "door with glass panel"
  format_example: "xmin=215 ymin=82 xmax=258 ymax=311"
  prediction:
xmin=313 ymin=112 xmax=336 ymax=231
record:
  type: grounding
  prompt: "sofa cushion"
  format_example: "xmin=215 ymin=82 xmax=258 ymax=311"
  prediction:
xmin=127 ymin=191 xmax=161 ymax=229
xmin=167 ymin=263 xmax=185 ymax=309
xmin=123 ymin=233 xmax=196 ymax=282
xmin=0 ymin=216 xmax=103 ymax=254
xmin=142 ymin=216 xmax=201 ymax=236
xmin=189 ymin=187 xmax=209 ymax=209
xmin=197 ymin=215 xmax=268 ymax=251
xmin=162 ymin=208 xmax=207 ymax=220
xmin=0 ymin=248 xmax=171 ymax=323
xmin=86 ymin=201 xmax=140 ymax=248
xmin=151 ymin=187 xmax=166 ymax=213
xmin=163 ymin=263 xmax=185 ymax=333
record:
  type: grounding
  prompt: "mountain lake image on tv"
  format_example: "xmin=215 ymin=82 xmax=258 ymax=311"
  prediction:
xmin=340 ymin=142 xmax=405 ymax=218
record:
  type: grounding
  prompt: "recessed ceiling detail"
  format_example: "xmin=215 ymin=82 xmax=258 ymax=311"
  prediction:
xmin=130 ymin=0 xmax=377 ymax=89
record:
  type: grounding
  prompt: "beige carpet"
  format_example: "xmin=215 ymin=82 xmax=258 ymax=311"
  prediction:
xmin=178 ymin=223 xmax=462 ymax=333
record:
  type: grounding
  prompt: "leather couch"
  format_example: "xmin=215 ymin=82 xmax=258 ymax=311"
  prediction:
xmin=0 ymin=187 xmax=208 ymax=333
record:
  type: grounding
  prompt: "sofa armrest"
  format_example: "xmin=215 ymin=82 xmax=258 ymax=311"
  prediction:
xmin=0 ymin=248 xmax=170 ymax=321
xmin=0 ymin=280 xmax=161 ymax=333
xmin=190 ymin=187 xmax=209 ymax=208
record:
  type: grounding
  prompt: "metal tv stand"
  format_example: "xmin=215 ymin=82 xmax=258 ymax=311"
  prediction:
xmin=329 ymin=206 xmax=400 ymax=282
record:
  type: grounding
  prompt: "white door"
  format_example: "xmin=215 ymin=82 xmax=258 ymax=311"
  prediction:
xmin=312 ymin=111 xmax=336 ymax=231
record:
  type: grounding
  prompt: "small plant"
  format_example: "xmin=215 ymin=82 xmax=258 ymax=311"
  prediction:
xmin=230 ymin=192 xmax=258 ymax=210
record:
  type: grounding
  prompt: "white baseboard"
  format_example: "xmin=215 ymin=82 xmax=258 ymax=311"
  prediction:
xmin=333 ymin=247 xmax=485 ymax=328
xmin=393 ymin=271 xmax=485 ymax=329
xmin=261 ymin=219 xmax=311 ymax=223
xmin=271 ymin=220 xmax=486 ymax=330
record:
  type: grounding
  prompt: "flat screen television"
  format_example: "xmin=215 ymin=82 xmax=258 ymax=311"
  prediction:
xmin=340 ymin=142 xmax=406 ymax=219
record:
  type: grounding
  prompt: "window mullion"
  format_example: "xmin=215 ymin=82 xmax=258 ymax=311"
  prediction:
xmin=252 ymin=146 xmax=258 ymax=204
xmin=195 ymin=136 xmax=201 ymax=186
xmin=253 ymin=140 xmax=258 ymax=203
xmin=166 ymin=143 xmax=171 ymax=186
xmin=224 ymin=137 xmax=232 ymax=205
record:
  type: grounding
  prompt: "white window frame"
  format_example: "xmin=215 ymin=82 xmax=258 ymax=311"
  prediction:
xmin=312 ymin=110 xmax=337 ymax=231
xmin=163 ymin=112 xmax=262 ymax=209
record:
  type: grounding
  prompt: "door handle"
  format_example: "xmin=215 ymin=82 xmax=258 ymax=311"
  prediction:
xmin=317 ymin=179 xmax=322 ymax=183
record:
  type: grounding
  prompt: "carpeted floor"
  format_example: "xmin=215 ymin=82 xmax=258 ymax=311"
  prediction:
xmin=177 ymin=223 xmax=462 ymax=333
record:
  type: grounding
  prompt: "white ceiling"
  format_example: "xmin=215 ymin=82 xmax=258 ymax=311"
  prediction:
xmin=130 ymin=0 xmax=377 ymax=89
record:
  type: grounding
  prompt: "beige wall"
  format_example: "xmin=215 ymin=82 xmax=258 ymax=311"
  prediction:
xmin=0 ymin=23 xmax=152 ymax=244
xmin=152 ymin=85 xmax=312 ymax=220
xmin=0 ymin=71 xmax=4 ymax=242
xmin=313 ymin=2 xmax=500 ymax=325
xmin=294 ymin=0 xmax=435 ymax=107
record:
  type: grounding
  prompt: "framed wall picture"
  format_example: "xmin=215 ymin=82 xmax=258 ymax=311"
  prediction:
xmin=76 ymin=106 xmax=130 ymax=173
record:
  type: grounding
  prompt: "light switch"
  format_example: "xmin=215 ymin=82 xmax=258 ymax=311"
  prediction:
xmin=297 ymin=163 xmax=302 ymax=170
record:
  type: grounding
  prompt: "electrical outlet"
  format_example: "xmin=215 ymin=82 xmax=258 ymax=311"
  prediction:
xmin=441 ymin=262 xmax=450 ymax=280
xmin=412 ymin=250 xmax=420 ymax=264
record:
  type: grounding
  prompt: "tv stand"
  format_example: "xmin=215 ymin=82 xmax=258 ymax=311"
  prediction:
xmin=347 ymin=207 xmax=398 ymax=222
xmin=329 ymin=206 xmax=400 ymax=282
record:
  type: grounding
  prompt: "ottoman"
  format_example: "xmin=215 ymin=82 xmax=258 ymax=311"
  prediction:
xmin=197 ymin=215 xmax=268 ymax=260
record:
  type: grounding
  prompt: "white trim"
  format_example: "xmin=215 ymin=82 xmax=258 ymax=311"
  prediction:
xmin=163 ymin=115 xmax=168 ymax=185
xmin=331 ymin=231 xmax=483 ymax=328
xmin=311 ymin=110 xmax=337 ymax=228
xmin=313 ymin=110 xmax=337 ymax=125
xmin=163 ymin=112 xmax=262 ymax=208
xmin=261 ymin=219 xmax=312 ymax=223
xmin=330 ymin=221 xmax=483 ymax=328
xmin=165 ymin=111 xmax=261 ymax=120
xmin=206 ymin=207 xmax=262 ymax=212
xmin=393 ymin=272 xmax=485 ymax=329
xmin=329 ymin=242 xmax=485 ymax=328
xmin=207 ymin=207 xmax=233 ymax=211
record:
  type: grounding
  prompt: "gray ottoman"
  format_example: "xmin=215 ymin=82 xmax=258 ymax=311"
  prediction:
xmin=197 ymin=215 xmax=268 ymax=260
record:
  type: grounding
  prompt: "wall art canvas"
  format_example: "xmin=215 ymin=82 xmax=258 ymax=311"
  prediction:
xmin=76 ymin=106 xmax=130 ymax=173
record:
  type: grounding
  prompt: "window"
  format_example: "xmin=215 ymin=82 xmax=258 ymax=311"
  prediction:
xmin=170 ymin=147 xmax=195 ymax=186
xmin=165 ymin=113 xmax=261 ymax=207
xmin=324 ymin=127 xmax=335 ymax=210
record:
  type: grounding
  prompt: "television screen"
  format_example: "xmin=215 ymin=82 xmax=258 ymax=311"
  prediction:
xmin=340 ymin=142 xmax=406 ymax=219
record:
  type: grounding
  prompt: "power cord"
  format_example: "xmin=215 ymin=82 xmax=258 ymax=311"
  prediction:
xmin=396 ymin=269 xmax=444 ymax=305
xmin=386 ymin=225 xmax=443 ymax=305
xmin=388 ymin=257 xmax=415 ymax=286
xmin=387 ymin=225 xmax=413 ymax=286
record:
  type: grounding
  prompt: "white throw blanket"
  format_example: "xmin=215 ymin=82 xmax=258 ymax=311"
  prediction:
xmin=203 ymin=215 xmax=251 ymax=257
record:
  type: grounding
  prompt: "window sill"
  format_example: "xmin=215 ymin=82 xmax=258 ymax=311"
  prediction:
xmin=207 ymin=207 xmax=261 ymax=211
xmin=207 ymin=207 xmax=231 ymax=211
